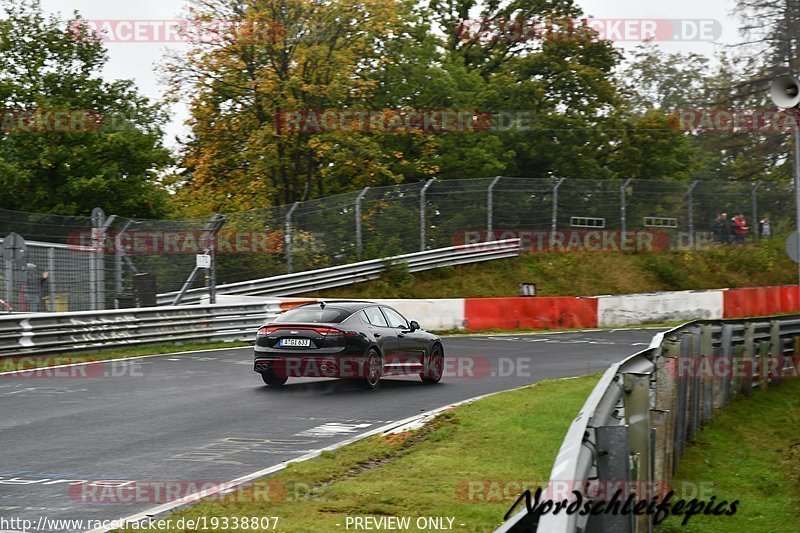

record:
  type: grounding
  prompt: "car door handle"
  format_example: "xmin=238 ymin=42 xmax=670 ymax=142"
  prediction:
xmin=397 ymin=333 xmax=405 ymax=338
xmin=374 ymin=333 xmax=382 ymax=338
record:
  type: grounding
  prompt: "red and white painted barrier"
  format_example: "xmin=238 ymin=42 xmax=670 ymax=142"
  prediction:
xmin=207 ymin=285 xmax=800 ymax=331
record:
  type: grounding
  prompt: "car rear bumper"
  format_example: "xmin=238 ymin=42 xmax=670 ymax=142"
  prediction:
xmin=253 ymin=354 xmax=369 ymax=379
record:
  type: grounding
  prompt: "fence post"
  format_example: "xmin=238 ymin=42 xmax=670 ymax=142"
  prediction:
xmin=285 ymin=202 xmax=300 ymax=274
xmin=686 ymin=180 xmax=699 ymax=248
xmin=208 ymin=214 xmax=225 ymax=305
xmin=355 ymin=187 xmax=370 ymax=260
xmin=91 ymin=208 xmax=116 ymax=311
xmin=751 ymin=181 xmax=762 ymax=241
xmin=551 ymin=178 xmax=566 ymax=248
xmin=46 ymin=246 xmax=56 ymax=312
xmin=487 ymin=176 xmax=501 ymax=240
xmin=420 ymin=179 xmax=435 ymax=251
xmin=620 ymin=178 xmax=633 ymax=236
xmin=115 ymin=220 xmax=134 ymax=301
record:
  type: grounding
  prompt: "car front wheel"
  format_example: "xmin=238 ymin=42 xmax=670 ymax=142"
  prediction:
xmin=421 ymin=345 xmax=443 ymax=384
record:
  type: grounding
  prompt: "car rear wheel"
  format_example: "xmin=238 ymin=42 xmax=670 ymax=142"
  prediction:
xmin=421 ymin=345 xmax=443 ymax=384
xmin=261 ymin=369 xmax=288 ymax=386
xmin=362 ymin=349 xmax=382 ymax=389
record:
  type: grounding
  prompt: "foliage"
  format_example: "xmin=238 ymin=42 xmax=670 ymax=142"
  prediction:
xmin=0 ymin=0 xmax=174 ymax=217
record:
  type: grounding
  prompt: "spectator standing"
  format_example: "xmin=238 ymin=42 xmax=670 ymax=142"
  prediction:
xmin=711 ymin=214 xmax=722 ymax=243
xmin=732 ymin=213 xmax=749 ymax=244
xmin=759 ymin=216 xmax=772 ymax=239
xmin=720 ymin=212 xmax=733 ymax=244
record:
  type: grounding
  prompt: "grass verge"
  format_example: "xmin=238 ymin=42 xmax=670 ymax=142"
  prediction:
xmin=121 ymin=374 xmax=602 ymax=533
xmin=307 ymin=239 xmax=797 ymax=299
xmin=659 ymin=378 xmax=800 ymax=532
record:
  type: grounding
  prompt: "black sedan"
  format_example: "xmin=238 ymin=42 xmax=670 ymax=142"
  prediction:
xmin=253 ymin=300 xmax=444 ymax=388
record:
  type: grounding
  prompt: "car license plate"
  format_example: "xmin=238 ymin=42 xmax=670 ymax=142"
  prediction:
xmin=280 ymin=338 xmax=311 ymax=347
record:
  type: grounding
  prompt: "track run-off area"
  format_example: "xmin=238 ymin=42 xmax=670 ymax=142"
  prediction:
xmin=0 ymin=328 xmax=664 ymax=532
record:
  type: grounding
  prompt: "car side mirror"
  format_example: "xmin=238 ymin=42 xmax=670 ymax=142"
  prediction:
xmin=409 ymin=320 xmax=420 ymax=332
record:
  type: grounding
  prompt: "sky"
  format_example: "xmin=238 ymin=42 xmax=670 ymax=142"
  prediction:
xmin=38 ymin=0 xmax=741 ymax=148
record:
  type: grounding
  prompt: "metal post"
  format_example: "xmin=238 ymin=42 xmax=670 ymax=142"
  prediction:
xmin=550 ymin=178 xmax=565 ymax=249
xmin=621 ymin=178 xmax=633 ymax=237
xmin=208 ymin=214 xmax=224 ymax=305
xmin=751 ymin=181 xmax=762 ymax=241
xmin=115 ymin=220 xmax=134 ymax=298
xmin=90 ymin=208 xmax=116 ymax=311
xmin=420 ymin=179 xmax=435 ymax=251
xmin=686 ymin=180 xmax=699 ymax=248
xmin=355 ymin=187 xmax=370 ymax=259
xmin=793 ymin=123 xmax=800 ymax=288
xmin=487 ymin=176 xmax=501 ymax=240
xmin=285 ymin=202 xmax=300 ymax=274
xmin=47 ymin=247 xmax=55 ymax=312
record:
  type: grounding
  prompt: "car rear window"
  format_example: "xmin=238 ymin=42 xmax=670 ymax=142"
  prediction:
xmin=274 ymin=306 xmax=351 ymax=324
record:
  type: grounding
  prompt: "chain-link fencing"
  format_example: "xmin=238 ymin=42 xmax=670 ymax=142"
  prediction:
xmin=0 ymin=177 xmax=794 ymax=311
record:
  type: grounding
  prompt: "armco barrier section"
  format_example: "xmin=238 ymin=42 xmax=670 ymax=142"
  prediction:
xmin=158 ymin=239 xmax=521 ymax=305
xmin=6 ymin=285 xmax=800 ymax=356
xmin=464 ymin=297 xmax=598 ymax=331
xmin=0 ymin=302 xmax=282 ymax=356
xmin=497 ymin=315 xmax=800 ymax=533
xmin=596 ymin=290 xmax=724 ymax=327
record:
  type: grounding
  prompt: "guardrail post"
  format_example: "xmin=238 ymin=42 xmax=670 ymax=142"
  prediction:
xmin=758 ymin=339 xmax=770 ymax=390
xmin=620 ymin=178 xmax=633 ymax=238
xmin=551 ymin=178 xmax=565 ymax=249
xmin=770 ymin=320 xmax=783 ymax=383
xmin=623 ymin=372 xmax=651 ymax=533
xmin=687 ymin=328 xmax=701 ymax=443
xmin=719 ymin=324 xmax=733 ymax=408
xmin=594 ymin=426 xmax=634 ymax=533
xmin=674 ymin=333 xmax=693 ymax=461
xmin=487 ymin=176 xmax=501 ymax=240
xmin=686 ymin=180 xmax=699 ymax=248
xmin=285 ymin=202 xmax=300 ymax=274
xmin=420 ymin=179 xmax=435 ymax=251
xmin=355 ymin=187 xmax=370 ymax=260
xmin=656 ymin=337 xmax=680 ymax=484
xmin=700 ymin=325 xmax=714 ymax=424
xmin=741 ymin=322 xmax=755 ymax=396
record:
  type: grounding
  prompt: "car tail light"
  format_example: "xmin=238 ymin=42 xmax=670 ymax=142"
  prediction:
xmin=326 ymin=329 xmax=360 ymax=337
xmin=257 ymin=326 xmax=280 ymax=336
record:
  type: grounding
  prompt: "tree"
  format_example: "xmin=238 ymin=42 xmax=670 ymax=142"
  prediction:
xmin=0 ymin=0 xmax=174 ymax=217
xmin=168 ymin=0 xmax=407 ymax=214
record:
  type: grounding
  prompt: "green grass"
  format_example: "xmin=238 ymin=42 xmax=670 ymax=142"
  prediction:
xmin=659 ymin=379 xmax=800 ymax=532
xmin=307 ymin=239 xmax=797 ymax=299
xmin=122 ymin=374 xmax=602 ymax=533
xmin=0 ymin=340 xmax=250 ymax=372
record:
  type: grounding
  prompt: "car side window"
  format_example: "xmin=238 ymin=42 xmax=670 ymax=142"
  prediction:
xmin=362 ymin=307 xmax=389 ymax=328
xmin=381 ymin=307 xmax=409 ymax=329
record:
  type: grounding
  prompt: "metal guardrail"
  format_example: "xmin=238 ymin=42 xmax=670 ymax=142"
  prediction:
xmin=157 ymin=239 xmax=521 ymax=305
xmin=497 ymin=315 xmax=800 ymax=532
xmin=0 ymin=302 xmax=283 ymax=357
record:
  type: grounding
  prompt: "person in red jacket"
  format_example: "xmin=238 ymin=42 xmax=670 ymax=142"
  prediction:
xmin=732 ymin=213 xmax=749 ymax=244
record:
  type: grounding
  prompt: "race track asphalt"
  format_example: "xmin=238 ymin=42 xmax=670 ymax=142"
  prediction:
xmin=0 ymin=328 xmax=663 ymax=532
